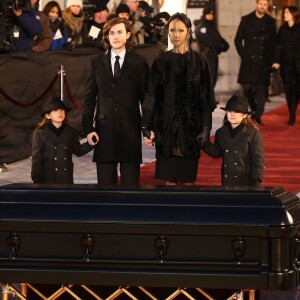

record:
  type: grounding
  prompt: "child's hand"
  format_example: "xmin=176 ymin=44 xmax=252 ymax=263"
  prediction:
xmin=87 ymin=132 xmax=99 ymax=146
xmin=143 ymin=130 xmax=155 ymax=147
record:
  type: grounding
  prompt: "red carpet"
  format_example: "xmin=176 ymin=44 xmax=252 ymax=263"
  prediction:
xmin=140 ymin=105 xmax=300 ymax=194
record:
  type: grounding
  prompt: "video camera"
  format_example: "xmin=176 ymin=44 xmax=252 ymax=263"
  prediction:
xmin=82 ymin=0 xmax=96 ymax=20
xmin=0 ymin=0 xmax=31 ymax=52
xmin=0 ymin=0 xmax=31 ymax=14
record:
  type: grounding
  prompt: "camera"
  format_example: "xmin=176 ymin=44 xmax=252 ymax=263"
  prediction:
xmin=0 ymin=0 xmax=31 ymax=52
xmin=144 ymin=6 xmax=153 ymax=16
xmin=0 ymin=0 xmax=31 ymax=13
xmin=82 ymin=0 xmax=96 ymax=20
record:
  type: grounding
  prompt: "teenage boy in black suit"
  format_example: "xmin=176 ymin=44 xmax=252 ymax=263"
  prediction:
xmin=82 ymin=17 xmax=149 ymax=186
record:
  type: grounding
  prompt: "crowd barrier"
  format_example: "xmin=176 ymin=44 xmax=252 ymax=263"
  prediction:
xmin=0 ymin=45 xmax=159 ymax=164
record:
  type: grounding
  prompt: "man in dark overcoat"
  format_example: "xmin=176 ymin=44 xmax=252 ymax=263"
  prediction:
xmin=234 ymin=0 xmax=276 ymax=125
xmin=82 ymin=17 xmax=149 ymax=186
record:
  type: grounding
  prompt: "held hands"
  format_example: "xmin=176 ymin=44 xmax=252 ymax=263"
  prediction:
xmin=142 ymin=127 xmax=155 ymax=147
xmin=87 ymin=132 xmax=99 ymax=146
xmin=272 ymin=63 xmax=280 ymax=70
xmin=13 ymin=9 xmax=22 ymax=16
xmin=196 ymin=127 xmax=211 ymax=148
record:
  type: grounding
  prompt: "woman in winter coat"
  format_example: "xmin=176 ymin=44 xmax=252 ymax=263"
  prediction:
xmin=273 ymin=6 xmax=300 ymax=125
xmin=202 ymin=95 xmax=264 ymax=186
xmin=43 ymin=1 xmax=67 ymax=50
xmin=31 ymin=97 xmax=93 ymax=184
xmin=62 ymin=0 xmax=86 ymax=49
xmin=142 ymin=12 xmax=216 ymax=185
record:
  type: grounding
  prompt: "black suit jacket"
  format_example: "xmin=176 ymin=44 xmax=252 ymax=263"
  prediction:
xmin=82 ymin=49 xmax=149 ymax=163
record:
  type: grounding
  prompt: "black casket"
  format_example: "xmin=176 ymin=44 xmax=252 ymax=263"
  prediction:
xmin=0 ymin=184 xmax=300 ymax=291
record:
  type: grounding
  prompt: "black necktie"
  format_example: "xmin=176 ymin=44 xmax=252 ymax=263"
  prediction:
xmin=114 ymin=55 xmax=120 ymax=79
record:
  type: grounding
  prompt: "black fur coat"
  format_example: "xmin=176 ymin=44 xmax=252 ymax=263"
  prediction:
xmin=142 ymin=50 xmax=216 ymax=158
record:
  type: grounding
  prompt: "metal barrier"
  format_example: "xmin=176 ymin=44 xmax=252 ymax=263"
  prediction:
xmin=2 ymin=284 xmax=255 ymax=300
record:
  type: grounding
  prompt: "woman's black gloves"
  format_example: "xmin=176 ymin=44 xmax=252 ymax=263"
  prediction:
xmin=196 ymin=127 xmax=211 ymax=148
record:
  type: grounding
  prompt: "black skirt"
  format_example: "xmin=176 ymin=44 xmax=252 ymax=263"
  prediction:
xmin=155 ymin=156 xmax=199 ymax=182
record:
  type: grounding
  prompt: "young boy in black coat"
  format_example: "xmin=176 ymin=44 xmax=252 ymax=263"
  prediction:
xmin=82 ymin=17 xmax=149 ymax=186
xmin=32 ymin=97 xmax=93 ymax=184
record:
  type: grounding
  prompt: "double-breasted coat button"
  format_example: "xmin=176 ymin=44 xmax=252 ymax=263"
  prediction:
xmin=234 ymin=162 xmax=237 ymax=166
xmin=235 ymin=150 xmax=238 ymax=154
xmin=234 ymin=175 xmax=238 ymax=179
xmin=54 ymin=146 xmax=57 ymax=149
xmin=224 ymin=164 xmax=227 ymax=167
xmin=114 ymin=108 xmax=118 ymax=111
xmin=54 ymin=157 xmax=57 ymax=160
xmin=64 ymin=158 xmax=67 ymax=160
xmin=225 ymin=149 xmax=229 ymax=152
xmin=55 ymin=168 xmax=58 ymax=171
xmin=65 ymin=146 xmax=67 ymax=149
xmin=224 ymin=175 xmax=228 ymax=178
xmin=64 ymin=168 xmax=67 ymax=171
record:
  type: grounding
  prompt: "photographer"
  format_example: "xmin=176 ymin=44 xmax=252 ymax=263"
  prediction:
xmin=130 ymin=1 xmax=156 ymax=45
xmin=83 ymin=0 xmax=108 ymax=50
xmin=143 ymin=11 xmax=169 ymax=44
xmin=136 ymin=2 xmax=169 ymax=45
xmin=11 ymin=0 xmax=42 ymax=51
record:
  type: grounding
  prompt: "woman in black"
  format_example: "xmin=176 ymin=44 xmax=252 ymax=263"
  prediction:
xmin=142 ymin=13 xmax=216 ymax=185
xmin=273 ymin=6 xmax=300 ymax=125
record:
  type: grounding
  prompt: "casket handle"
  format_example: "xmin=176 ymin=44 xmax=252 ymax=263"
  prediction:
xmin=294 ymin=234 xmax=300 ymax=265
xmin=154 ymin=235 xmax=169 ymax=262
xmin=80 ymin=234 xmax=95 ymax=262
xmin=232 ymin=237 xmax=246 ymax=262
xmin=7 ymin=232 xmax=21 ymax=260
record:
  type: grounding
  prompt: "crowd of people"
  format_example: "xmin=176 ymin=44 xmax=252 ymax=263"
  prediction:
xmin=0 ymin=0 xmax=299 ymax=191
xmin=0 ymin=0 xmax=170 ymax=52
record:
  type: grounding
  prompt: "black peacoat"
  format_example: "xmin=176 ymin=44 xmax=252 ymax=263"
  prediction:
xmin=202 ymin=124 xmax=264 ymax=186
xmin=82 ymin=50 xmax=149 ymax=163
xmin=31 ymin=124 xmax=93 ymax=184
xmin=274 ymin=22 xmax=300 ymax=84
xmin=234 ymin=11 xmax=276 ymax=85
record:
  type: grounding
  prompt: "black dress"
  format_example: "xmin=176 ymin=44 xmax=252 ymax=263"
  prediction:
xmin=142 ymin=50 xmax=216 ymax=182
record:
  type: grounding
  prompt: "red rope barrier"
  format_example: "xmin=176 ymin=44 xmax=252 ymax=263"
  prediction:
xmin=63 ymin=77 xmax=84 ymax=109
xmin=0 ymin=75 xmax=58 ymax=108
xmin=0 ymin=73 xmax=84 ymax=110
